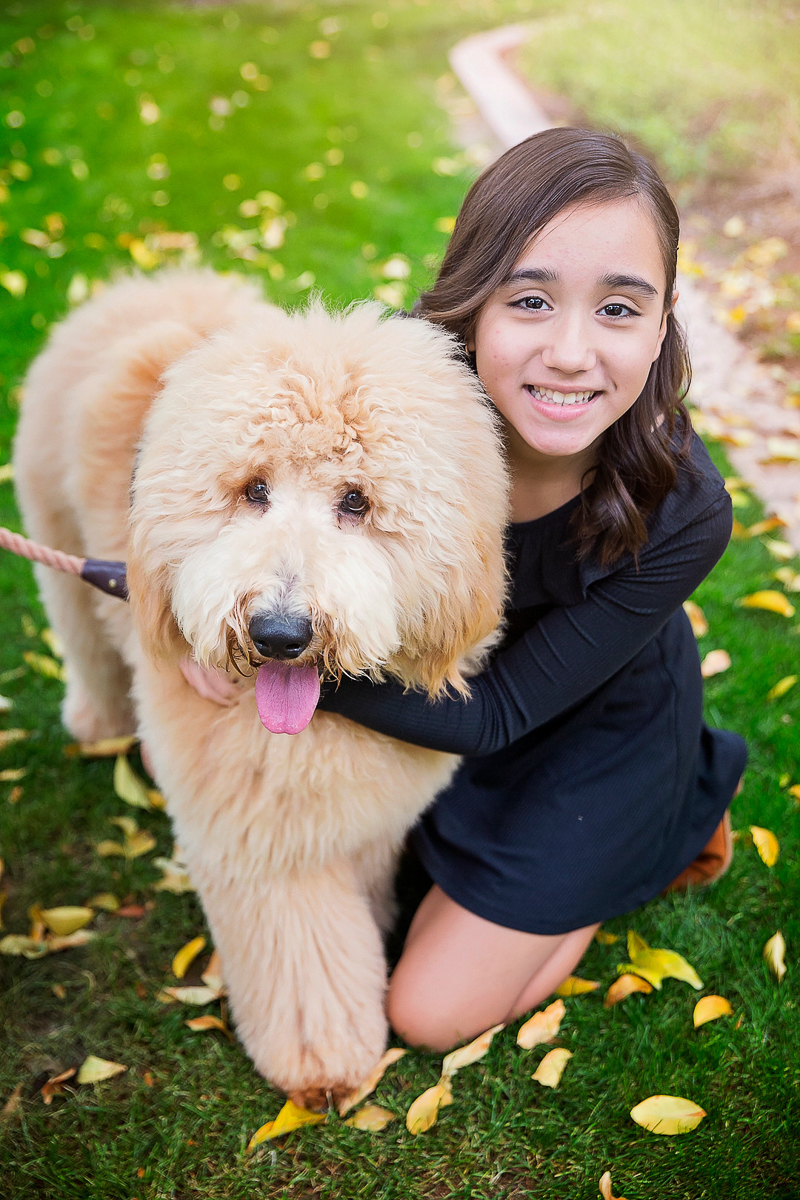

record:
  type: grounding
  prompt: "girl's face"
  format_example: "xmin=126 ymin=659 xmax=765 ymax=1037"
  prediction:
xmin=467 ymin=197 xmax=671 ymax=466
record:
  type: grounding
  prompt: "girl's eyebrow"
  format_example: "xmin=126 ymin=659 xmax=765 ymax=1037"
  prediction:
xmin=503 ymin=267 xmax=659 ymax=298
xmin=598 ymin=272 xmax=659 ymax=297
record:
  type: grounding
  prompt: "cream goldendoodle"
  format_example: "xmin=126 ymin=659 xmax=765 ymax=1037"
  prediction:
xmin=14 ymin=269 xmax=508 ymax=1107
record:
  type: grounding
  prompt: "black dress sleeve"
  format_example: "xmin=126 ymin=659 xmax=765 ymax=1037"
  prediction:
xmin=317 ymin=491 xmax=732 ymax=756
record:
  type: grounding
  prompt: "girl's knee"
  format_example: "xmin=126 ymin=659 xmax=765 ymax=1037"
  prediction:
xmin=386 ymin=969 xmax=501 ymax=1053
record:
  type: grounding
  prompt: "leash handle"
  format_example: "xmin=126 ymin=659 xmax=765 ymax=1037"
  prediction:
xmin=0 ymin=526 xmax=128 ymax=600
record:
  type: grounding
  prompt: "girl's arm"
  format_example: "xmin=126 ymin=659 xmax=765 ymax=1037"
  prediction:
xmin=317 ymin=492 xmax=732 ymax=755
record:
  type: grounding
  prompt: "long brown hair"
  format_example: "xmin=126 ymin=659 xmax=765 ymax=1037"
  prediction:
xmin=417 ymin=127 xmax=693 ymax=566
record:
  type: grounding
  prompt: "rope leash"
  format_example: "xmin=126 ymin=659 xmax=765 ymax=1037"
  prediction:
xmin=0 ymin=526 xmax=128 ymax=600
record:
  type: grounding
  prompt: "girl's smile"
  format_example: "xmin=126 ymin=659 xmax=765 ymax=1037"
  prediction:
xmin=468 ymin=196 xmax=672 ymax=483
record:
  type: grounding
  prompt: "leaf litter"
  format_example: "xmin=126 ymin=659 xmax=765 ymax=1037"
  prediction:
xmin=616 ymin=931 xmax=703 ymax=990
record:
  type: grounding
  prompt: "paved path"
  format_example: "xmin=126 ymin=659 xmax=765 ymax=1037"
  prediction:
xmin=449 ymin=25 xmax=800 ymax=552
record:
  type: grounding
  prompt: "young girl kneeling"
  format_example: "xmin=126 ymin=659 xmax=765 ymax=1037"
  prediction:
xmin=316 ymin=127 xmax=747 ymax=1050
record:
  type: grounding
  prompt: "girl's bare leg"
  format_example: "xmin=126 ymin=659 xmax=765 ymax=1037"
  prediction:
xmin=387 ymin=884 xmax=598 ymax=1052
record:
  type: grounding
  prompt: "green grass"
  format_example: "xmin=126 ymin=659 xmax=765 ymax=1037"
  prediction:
xmin=517 ymin=0 xmax=800 ymax=202
xmin=2 ymin=3 xmax=800 ymax=1198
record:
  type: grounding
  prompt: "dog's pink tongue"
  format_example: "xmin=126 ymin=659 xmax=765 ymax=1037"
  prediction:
xmin=255 ymin=662 xmax=321 ymax=735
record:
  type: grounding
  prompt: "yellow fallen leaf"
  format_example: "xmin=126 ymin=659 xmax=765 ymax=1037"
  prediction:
xmin=200 ymin=948 xmax=225 ymax=993
xmin=40 ymin=628 xmax=63 ymax=658
xmin=39 ymin=906 xmax=93 ymax=936
xmin=0 ymin=271 xmax=27 ymax=297
xmin=172 ymin=935 xmax=206 ymax=980
xmin=86 ymin=892 xmax=119 ymax=911
xmin=0 ymin=934 xmax=48 ymax=957
xmin=773 ymin=568 xmax=800 ymax=592
xmin=599 ymin=1170 xmax=628 ymax=1200
xmin=750 ymin=825 xmax=780 ymax=867
xmin=0 ymin=463 xmax=14 ymax=483
xmin=789 ymin=784 xmax=800 ymax=803
xmin=128 ymin=238 xmax=160 ymax=270
xmin=441 ymin=1023 xmax=504 ymax=1078
xmin=748 ymin=517 xmax=787 ymax=536
xmin=96 ymin=817 xmax=156 ymax=860
xmin=764 ymin=931 xmax=786 ymax=982
xmin=405 ymin=1079 xmax=453 ymax=1135
xmin=76 ymin=1056 xmax=127 ymax=1084
xmin=184 ymin=1015 xmax=230 ymax=1035
xmin=683 ymin=600 xmax=708 ymax=638
xmin=766 ymin=676 xmax=797 ymax=702
xmin=95 ymin=840 xmax=126 ymax=857
xmin=0 ymin=768 xmax=25 ymax=781
xmin=247 ymin=1100 xmax=326 ymax=1150
xmin=114 ymin=755 xmax=156 ymax=809
xmin=763 ymin=538 xmax=795 ymax=561
xmin=152 ymin=854 xmax=194 ymax=893
xmin=0 ymin=729 xmax=29 ymax=750
xmin=762 ymin=437 xmax=800 ymax=463
xmin=627 ymin=930 xmax=648 ymax=958
xmin=338 ymin=1047 xmax=407 ymax=1115
xmin=604 ymin=973 xmax=653 ymax=1007
xmin=531 ymin=1047 xmax=572 ymax=1088
xmin=595 ymin=929 xmax=619 ymax=944
xmin=738 ymin=591 xmax=795 ymax=617
xmin=619 ymin=931 xmax=703 ymax=990
xmin=701 ymin=649 xmax=731 ymax=678
xmin=693 ymin=995 xmax=733 ymax=1028
xmin=630 ymin=1094 xmax=706 ymax=1135
xmin=554 ymin=975 xmax=600 ymax=997
xmin=47 ymin=929 xmax=96 ymax=951
xmin=23 ymin=651 xmax=65 ymax=682
xmin=65 ymin=735 xmax=139 ymax=758
xmin=147 ymin=788 xmax=166 ymax=810
xmin=516 ymin=999 xmax=565 ymax=1049
xmin=344 ymin=1104 xmax=395 ymax=1131
xmin=160 ymin=985 xmax=220 ymax=1005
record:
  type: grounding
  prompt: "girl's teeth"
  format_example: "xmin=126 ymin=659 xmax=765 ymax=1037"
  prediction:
xmin=530 ymin=387 xmax=596 ymax=406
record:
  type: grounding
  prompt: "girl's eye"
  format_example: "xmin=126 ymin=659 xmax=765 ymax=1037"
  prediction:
xmin=339 ymin=488 xmax=370 ymax=519
xmin=245 ymin=479 xmax=270 ymax=505
xmin=515 ymin=295 xmax=550 ymax=311
xmin=600 ymin=302 xmax=634 ymax=319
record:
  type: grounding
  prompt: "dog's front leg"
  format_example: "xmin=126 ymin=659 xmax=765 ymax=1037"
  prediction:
xmin=196 ymin=856 xmax=389 ymax=1109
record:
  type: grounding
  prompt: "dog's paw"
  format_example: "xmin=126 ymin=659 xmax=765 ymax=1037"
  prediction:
xmin=288 ymin=1084 xmax=351 ymax=1114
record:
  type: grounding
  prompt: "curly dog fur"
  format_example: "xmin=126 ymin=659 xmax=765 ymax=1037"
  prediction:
xmin=14 ymin=269 xmax=508 ymax=1106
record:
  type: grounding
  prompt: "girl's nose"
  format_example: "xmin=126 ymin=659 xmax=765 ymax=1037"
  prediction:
xmin=540 ymin=313 xmax=597 ymax=375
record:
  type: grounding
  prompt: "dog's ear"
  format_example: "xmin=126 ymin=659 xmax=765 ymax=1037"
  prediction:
xmin=392 ymin=518 xmax=509 ymax=700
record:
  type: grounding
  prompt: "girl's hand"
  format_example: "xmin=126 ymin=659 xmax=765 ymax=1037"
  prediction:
xmin=179 ymin=655 xmax=242 ymax=706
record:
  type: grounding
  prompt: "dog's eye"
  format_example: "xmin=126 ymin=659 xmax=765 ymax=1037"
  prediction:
xmin=339 ymin=488 xmax=369 ymax=519
xmin=245 ymin=480 xmax=270 ymax=506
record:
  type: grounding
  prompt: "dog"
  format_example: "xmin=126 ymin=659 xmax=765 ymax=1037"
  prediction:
xmin=13 ymin=268 xmax=508 ymax=1107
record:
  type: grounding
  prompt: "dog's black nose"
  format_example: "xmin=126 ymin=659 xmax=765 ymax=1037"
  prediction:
xmin=249 ymin=613 xmax=313 ymax=660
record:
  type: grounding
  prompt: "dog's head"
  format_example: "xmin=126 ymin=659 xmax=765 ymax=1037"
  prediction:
xmin=128 ymin=301 xmax=508 ymax=732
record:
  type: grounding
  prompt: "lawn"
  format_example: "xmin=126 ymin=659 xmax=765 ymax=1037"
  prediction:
xmin=1 ymin=3 xmax=799 ymax=1198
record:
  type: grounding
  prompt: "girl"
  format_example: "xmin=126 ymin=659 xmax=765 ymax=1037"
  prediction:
xmin=315 ymin=127 xmax=747 ymax=1050
xmin=187 ymin=127 xmax=746 ymax=1053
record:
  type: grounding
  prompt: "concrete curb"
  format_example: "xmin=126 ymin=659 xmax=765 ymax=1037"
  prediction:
xmin=448 ymin=25 xmax=800 ymax=552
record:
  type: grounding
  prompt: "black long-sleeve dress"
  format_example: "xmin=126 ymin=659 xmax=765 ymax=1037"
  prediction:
xmin=318 ymin=431 xmax=747 ymax=934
